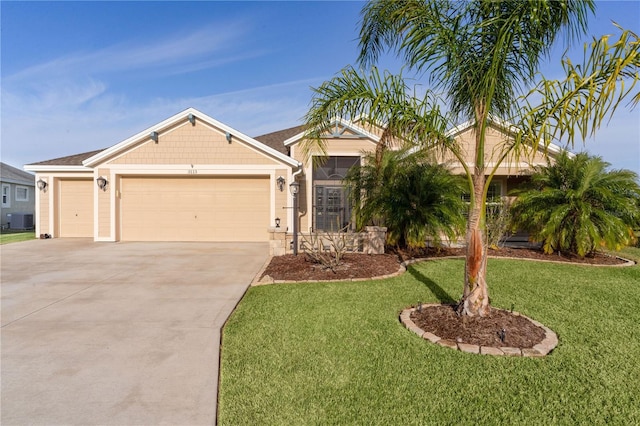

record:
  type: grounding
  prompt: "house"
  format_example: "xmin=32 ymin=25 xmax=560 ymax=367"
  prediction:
xmin=1 ymin=162 xmax=35 ymax=229
xmin=24 ymin=108 xmax=564 ymax=249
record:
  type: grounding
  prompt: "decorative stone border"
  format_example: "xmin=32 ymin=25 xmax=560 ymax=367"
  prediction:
xmin=399 ymin=304 xmax=559 ymax=357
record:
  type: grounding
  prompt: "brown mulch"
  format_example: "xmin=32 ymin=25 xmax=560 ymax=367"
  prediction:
xmin=261 ymin=246 xmax=629 ymax=282
xmin=410 ymin=304 xmax=546 ymax=348
xmin=261 ymin=253 xmax=401 ymax=282
xmin=392 ymin=246 xmax=628 ymax=266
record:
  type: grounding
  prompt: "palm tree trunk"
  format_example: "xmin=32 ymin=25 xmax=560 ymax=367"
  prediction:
xmin=460 ymin=173 xmax=491 ymax=317
xmin=459 ymin=114 xmax=491 ymax=317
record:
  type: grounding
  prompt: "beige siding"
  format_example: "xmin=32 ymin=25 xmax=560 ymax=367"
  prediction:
xmin=274 ymin=169 xmax=288 ymax=230
xmin=441 ymin=124 xmax=550 ymax=175
xmin=57 ymin=179 xmax=93 ymax=237
xmin=109 ymin=121 xmax=278 ymax=165
xmin=120 ymin=176 xmax=269 ymax=241
xmin=97 ymin=169 xmax=111 ymax=238
xmin=39 ymin=179 xmax=50 ymax=234
xmin=292 ymin=137 xmax=376 ymax=164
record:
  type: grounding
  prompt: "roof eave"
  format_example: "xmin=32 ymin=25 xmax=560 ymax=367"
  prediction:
xmin=24 ymin=165 xmax=93 ymax=172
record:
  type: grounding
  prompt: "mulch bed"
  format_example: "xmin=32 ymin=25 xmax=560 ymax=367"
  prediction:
xmin=261 ymin=253 xmax=401 ymax=282
xmin=261 ymin=246 xmax=629 ymax=282
xmin=410 ymin=304 xmax=546 ymax=348
xmin=392 ymin=246 xmax=628 ymax=266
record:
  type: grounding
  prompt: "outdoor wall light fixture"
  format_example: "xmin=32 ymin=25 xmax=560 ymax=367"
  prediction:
xmin=96 ymin=176 xmax=108 ymax=191
xmin=275 ymin=217 xmax=281 ymax=228
xmin=36 ymin=179 xmax=48 ymax=191
xmin=289 ymin=181 xmax=299 ymax=195
xmin=276 ymin=176 xmax=285 ymax=191
xmin=188 ymin=113 xmax=196 ymax=126
xmin=226 ymin=132 xmax=233 ymax=144
xmin=150 ymin=131 xmax=159 ymax=143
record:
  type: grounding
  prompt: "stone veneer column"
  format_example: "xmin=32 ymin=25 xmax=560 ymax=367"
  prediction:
xmin=267 ymin=227 xmax=287 ymax=256
xmin=364 ymin=226 xmax=387 ymax=254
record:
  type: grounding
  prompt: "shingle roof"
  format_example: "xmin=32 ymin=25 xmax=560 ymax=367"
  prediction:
xmin=1 ymin=162 xmax=35 ymax=185
xmin=24 ymin=123 xmax=306 ymax=168
xmin=254 ymin=125 xmax=306 ymax=155
xmin=26 ymin=149 xmax=106 ymax=167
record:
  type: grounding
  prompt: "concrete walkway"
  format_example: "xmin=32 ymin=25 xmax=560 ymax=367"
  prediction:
xmin=1 ymin=239 xmax=268 ymax=425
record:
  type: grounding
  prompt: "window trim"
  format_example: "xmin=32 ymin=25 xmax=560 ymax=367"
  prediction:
xmin=15 ymin=185 xmax=29 ymax=202
xmin=2 ymin=184 xmax=10 ymax=208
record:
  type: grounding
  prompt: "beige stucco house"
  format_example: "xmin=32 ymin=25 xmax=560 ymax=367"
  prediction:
xmin=25 ymin=107 xmax=565 ymax=247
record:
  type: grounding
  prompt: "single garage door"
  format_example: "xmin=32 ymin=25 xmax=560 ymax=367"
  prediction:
xmin=120 ymin=176 xmax=270 ymax=242
xmin=58 ymin=179 xmax=94 ymax=237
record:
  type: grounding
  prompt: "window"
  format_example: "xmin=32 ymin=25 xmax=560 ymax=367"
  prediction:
xmin=1 ymin=184 xmax=10 ymax=208
xmin=15 ymin=186 xmax=29 ymax=202
xmin=461 ymin=182 xmax=503 ymax=203
xmin=461 ymin=182 xmax=503 ymax=218
xmin=313 ymin=156 xmax=360 ymax=231
xmin=486 ymin=182 xmax=503 ymax=202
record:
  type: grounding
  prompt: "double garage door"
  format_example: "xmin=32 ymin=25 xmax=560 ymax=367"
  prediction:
xmin=120 ymin=176 xmax=270 ymax=242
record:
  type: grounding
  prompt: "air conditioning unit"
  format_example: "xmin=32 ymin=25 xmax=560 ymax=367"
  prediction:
xmin=9 ymin=213 xmax=34 ymax=230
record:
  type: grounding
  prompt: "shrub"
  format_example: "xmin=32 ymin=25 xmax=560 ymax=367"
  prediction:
xmin=345 ymin=148 xmax=466 ymax=249
xmin=511 ymin=152 xmax=640 ymax=257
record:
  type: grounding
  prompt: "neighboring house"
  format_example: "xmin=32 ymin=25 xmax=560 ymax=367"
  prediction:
xmin=24 ymin=107 xmax=565 ymax=246
xmin=1 ymin=162 xmax=35 ymax=229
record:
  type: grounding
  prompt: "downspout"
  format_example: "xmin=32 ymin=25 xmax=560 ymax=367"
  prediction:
xmin=291 ymin=163 xmax=303 ymax=255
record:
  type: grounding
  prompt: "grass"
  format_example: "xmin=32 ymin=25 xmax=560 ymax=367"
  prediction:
xmin=218 ymin=251 xmax=640 ymax=424
xmin=0 ymin=230 xmax=35 ymax=245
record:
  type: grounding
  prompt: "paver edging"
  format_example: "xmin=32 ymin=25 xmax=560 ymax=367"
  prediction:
xmin=399 ymin=304 xmax=558 ymax=357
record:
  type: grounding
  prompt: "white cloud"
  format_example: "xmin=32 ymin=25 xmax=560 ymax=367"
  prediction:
xmin=0 ymin=19 xmax=292 ymax=168
xmin=4 ymin=22 xmax=253 ymax=85
xmin=1 ymin=76 xmax=320 ymax=167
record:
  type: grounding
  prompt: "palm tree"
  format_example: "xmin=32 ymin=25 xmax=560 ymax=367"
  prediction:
xmin=510 ymin=153 xmax=640 ymax=257
xmin=345 ymin=148 xmax=466 ymax=249
xmin=302 ymin=0 xmax=639 ymax=316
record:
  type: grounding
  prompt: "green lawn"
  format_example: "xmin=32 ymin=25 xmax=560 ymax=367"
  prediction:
xmin=0 ymin=230 xmax=35 ymax=245
xmin=219 ymin=250 xmax=640 ymax=424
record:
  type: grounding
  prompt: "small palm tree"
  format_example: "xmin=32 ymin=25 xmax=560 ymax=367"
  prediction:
xmin=511 ymin=152 xmax=640 ymax=257
xmin=345 ymin=148 xmax=466 ymax=249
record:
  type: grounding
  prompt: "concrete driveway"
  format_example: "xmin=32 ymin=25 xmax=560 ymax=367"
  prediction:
xmin=1 ymin=239 xmax=268 ymax=425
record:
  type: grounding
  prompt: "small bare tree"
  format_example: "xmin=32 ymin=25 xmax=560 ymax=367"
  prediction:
xmin=485 ymin=198 xmax=512 ymax=249
xmin=300 ymin=224 xmax=358 ymax=273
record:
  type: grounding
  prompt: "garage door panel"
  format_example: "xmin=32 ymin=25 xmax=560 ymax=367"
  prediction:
xmin=120 ymin=177 xmax=269 ymax=242
xmin=58 ymin=179 xmax=94 ymax=238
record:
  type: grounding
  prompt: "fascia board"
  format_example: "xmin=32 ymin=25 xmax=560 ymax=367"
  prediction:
xmin=284 ymin=118 xmax=380 ymax=147
xmin=24 ymin=165 xmax=92 ymax=172
xmin=1 ymin=178 xmax=34 ymax=185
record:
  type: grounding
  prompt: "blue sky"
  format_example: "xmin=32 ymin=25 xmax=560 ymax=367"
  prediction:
xmin=1 ymin=1 xmax=639 ymax=174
